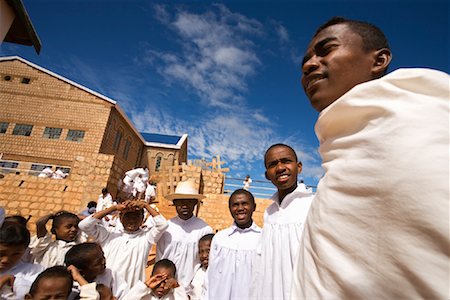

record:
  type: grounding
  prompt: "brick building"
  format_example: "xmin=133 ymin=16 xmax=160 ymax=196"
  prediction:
xmin=0 ymin=56 xmax=187 ymax=220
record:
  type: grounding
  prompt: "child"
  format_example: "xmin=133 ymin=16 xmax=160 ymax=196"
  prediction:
xmin=79 ymin=200 xmax=168 ymax=287
xmin=189 ymin=234 xmax=214 ymax=300
xmin=65 ymin=242 xmax=129 ymax=299
xmin=0 ymin=223 xmax=44 ymax=299
xmin=123 ymin=259 xmax=187 ymax=300
xmin=24 ymin=266 xmax=73 ymax=300
xmin=30 ymin=211 xmax=84 ymax=268
xmin=157 ymin=181 xmax=213 ymax=290
xmin=68 ymin=265 xmax=116 ymax=300
xmin=207 ymin=189 xmax=261 ymax=299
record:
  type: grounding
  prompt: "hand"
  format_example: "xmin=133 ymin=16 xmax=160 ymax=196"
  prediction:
xmin=145 ymin=273 xmax=167 ymax=289
xmin=0 ymin=274 xmax=14 ymax=290
xmin=67 ymin=265 xmax=88 ymax=286
xmin=163 ymin=278 xmax=179 ymax=290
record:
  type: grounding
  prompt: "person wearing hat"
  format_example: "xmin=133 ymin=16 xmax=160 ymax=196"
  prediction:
xmin=156 ymin=180 xmax=213 ymax=292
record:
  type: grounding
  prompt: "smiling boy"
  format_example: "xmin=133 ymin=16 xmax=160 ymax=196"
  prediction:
xmin=292 ymin=17 xmax=449 ymax=299
xmin=207 ymin=189 xmax=261 ymax=300
xmin=251 ymin=143 xmax=314 ymax=300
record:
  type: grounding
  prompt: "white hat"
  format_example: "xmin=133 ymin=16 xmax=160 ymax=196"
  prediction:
xmin=165 ymin=180 xmax=205 ymax=202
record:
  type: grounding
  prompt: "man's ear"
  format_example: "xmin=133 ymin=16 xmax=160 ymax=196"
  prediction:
xmin=297 ymin=162 xmax=303 ymax=174
xmin=372 ymin=48 xmax=392 ymax=77
xmin=24 ymin=294 xmax=32 ymax=300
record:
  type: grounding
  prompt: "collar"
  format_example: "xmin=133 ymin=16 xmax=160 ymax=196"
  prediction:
xmin=271 ymin=185 xmax=313 ymax=208
xmin=229 ymin=221 xmax=261 ymax=236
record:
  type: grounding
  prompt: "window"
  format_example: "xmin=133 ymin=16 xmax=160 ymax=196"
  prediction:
xmin=66 ymin=130 xmax=85 ymax=142
xmin=56 ymin=166 xmax=71 ymax=174
xmin=0 ymin=122 xmax=8 ymax=134
xmin=29 ymin=164 xmax=52 ymax=176
xmin=123 ymin=139 xmax=131 ymax=159
xmin=113 ymin=130 xmax=122 ymax=151
xmin=21 ymin=77 xmax=31 ymax=84
xmin=43 ymin=127 xmax=62 ymax=139
xmin=12 ymin=124 xmax=33 ymax=136
xmin=0 ymin=161 xmax=19 ymax=174
xmin=3 ymin=76 xmax=11 ymax=81
xmin=155 ymin=155 xmax=162 ymax=171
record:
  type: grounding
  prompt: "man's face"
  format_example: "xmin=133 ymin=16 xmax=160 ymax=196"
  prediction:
xmin=302 ymin=23 xmax=376 ymax=112
xmin=198 ymin=240 xmax=211 ymax=269
xmin=229 ymin=193 xmax=255 ymax=228
xmin=265 ymin=146 xmax=301 ymax=195
xmin=173 ymin=199 xmax=197 ymax=220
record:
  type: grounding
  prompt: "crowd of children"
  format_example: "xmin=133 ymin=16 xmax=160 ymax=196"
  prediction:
xmin=0 ymin=143 xmax=314 ymax=300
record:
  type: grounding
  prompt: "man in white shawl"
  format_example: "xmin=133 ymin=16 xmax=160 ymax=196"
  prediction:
xmin=156 ymin=180 xmax=213 ymax=292
xmin=251 ymin=144 xmax=314 ymax=299
xmin=292 ymin=17 xmax=449 ymax=299
xmin=207 ymin=189 xmax=261 ymax=299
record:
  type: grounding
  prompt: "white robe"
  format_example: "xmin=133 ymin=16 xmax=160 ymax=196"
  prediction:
xmin=122 ymin=281 xmax=188 ymax=300
xmin=79 ymin=214 xmax=168 ymax=287
xmin=251 ymin=186 xmax=314 ymax=300
xmin=207 ymin=222 xmax=261 ymax=300
xmin=292 ymin=68 xmax=450 ymax=299
xmin=0 ymin=262 xmax=44 ymax=300
xmin=29 ymin=232 xmax=85 ymax=268
xmin=188 ymin=266 xmax=206 ymax=300
xmin=156 ymin=216 xmax=213 ymax=289
xmin=72 ymin=268 xmax=130 ymax=299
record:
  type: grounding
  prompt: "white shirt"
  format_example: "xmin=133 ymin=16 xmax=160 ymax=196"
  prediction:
xmin=207 ymin=222 xmax=261 ymax=300
xmin=29 ymin=232 xmax=84 ymax=268
xmin=145 ymin=185 xmax=156 ymax=202
xmin=72 ymin=268 xmax=129 ymax=300
xmin=188 ymin=265 xmax=206 ymax=300
xmin=122 ymin=281 xmax=188 ymax=300
xmin=292 ymin=68 xmax=450 ymax=299
xmin=251 ymin=186 xmax=314 ymax=300
xmin=0 ymin=262 xmax=44 ymax=300
xmin=79 ymin=214 xmax=168 ymax=287
xmin=156 ymin=216 xmax=213 ymax=289
xmin=96 ymin=193 xmax=113 ymax=212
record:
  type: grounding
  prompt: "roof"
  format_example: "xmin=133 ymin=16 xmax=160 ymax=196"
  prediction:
xmin=3 ymin=0 xmax=41 ymax=54
xmin=0 ymin=55 xmax=144 ymax=143
xmin=141 ymin=132 xmax=188 ymax=150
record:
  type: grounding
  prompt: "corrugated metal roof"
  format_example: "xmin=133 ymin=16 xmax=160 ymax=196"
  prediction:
xmin=140 ymin=132 xmax=181 ymax=145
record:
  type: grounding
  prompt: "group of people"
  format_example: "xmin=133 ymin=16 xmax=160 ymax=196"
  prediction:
xmin=0 ymin=16 xmax=448 ymax=299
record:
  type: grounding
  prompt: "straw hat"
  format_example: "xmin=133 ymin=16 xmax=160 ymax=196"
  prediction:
xmin=165 ymin=180 xmax=205 ymax=202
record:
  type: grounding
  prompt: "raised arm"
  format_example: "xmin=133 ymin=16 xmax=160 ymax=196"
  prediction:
xmin=35 ymin=213 xmax=54 ymax=238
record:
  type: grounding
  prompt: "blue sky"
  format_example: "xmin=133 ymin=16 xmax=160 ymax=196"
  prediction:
xmin=1 ymin=0 xmax=448 ymax=190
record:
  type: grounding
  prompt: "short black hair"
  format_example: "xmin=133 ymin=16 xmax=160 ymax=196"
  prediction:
xmin=87 ymin=201 xmax=97 ymax=209
xmin=51 ymin=211 xmax=79 ymax=232
xmin=229 ymin=189 xmax=256 ymax=207
xmin=152 ymin=259 xmax=176 ymax=277
xmin=264 ymin=143 xmax=300 ymax=167
xmin=28 ymin=266 xmax=73 ymax=296
xmin=199 ymin=233 xmax=214 ymax=244
xmin=314 ymin=17 xmax=390 ymax=52
xmin=65 ymin=242 xmax=102 ymax=270
xmin=4 ymin=215 xmax=30 ymax=227
xmin=0 ymin=223 xmax=30 ymax=248
xmin=102 ymin=188 xmax=108 ymax=194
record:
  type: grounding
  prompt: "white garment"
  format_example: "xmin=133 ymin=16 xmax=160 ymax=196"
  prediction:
xmin=207 ymin=222 xmax=261 ymax=300
xmin=188 ymin=266 xmax=206 ymax=300
xmin=122 ymin=281 xmax=188 ymax=300
xmin=251 ymin=185 xmax=314 ymax=300
xmin=72 ymin=268 xmax=130 ymax=300
xmin=243 ymin=178 xmax=252 ymax=190
xmin=292 ymin=69 xmax=450 ymax=299
xmin=96 ymin=193 xmax=113 ymax=212
xmin=29 ymin=232 xmax=84 ymax=268
xmin=79 ymin=214 xmax=168 ymax=287
xmin=0 ymin=262 xmax=44 ymax=300
xmin=52 ymin=169 xmax=67 ymax=179
xmin=38 ymin=167 xmax=53 ymax=178
xmin=133 ymin=176 xmax=147 ymax=196
xmin=79 ymin=283 xmax=99 ymax=300
xmin=145 ymin=184 xmax=156 ymax=202
xmin=156 ymin=216 xmax=213 ymax=289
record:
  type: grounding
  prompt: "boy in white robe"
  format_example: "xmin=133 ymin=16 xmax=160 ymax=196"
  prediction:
xmin=156 ymin=181 xmax=213 ymax=291
xmin=188 ymin=233 xmax=214 ymax=299
xmin=251 ymin=144 xmax=314 ymax=300
xmin=207 ymin=189 xmax=261 ymax=300
xmin=0 ymin=223 xmax=44 ymax=300
xmin=292 ymin=17 xmax=449 ymax=299
xmin=30 ymin=211 xmax=84 ymax=268
xmin=25 ymin=266 xmax=73 ymax=300
xmin=79 ymin=200 xmax=168 ymax=287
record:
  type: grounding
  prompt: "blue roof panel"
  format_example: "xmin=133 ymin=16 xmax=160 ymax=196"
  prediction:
xmin=140 ymin=132 xmax=181 ymax=145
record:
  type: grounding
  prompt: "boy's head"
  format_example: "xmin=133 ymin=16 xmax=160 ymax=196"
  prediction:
xmin=302 ymin=17 xmax=392 ymax=112
xmin=151 ymin=259 xmax=177 ymax=298
xmin=264 ymin=144 xmax=302 ymax=198
xmin=65 ymin=242 xmax=106 ymax=282
xmin=173 ymin=199 xmax=197 ymax=220
xmin=25 ymin=266 xmax=73 ymax=300
xmin=229 ymin=189 xmax=256 ymax=229
xmin=119 ymin=207 xmax=145 ymax=232
xmin=102 ymin=188 xmax=109 ymax=195
xmin=198 ymin=234 xmax=214 ymax=269
xmin=0 ymin=223 xmax=30 ymax=272
xmin=51 ymin=211 xmax=80 ymax=242
xmin=3 ymin=215 xmax=30 ymax=228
